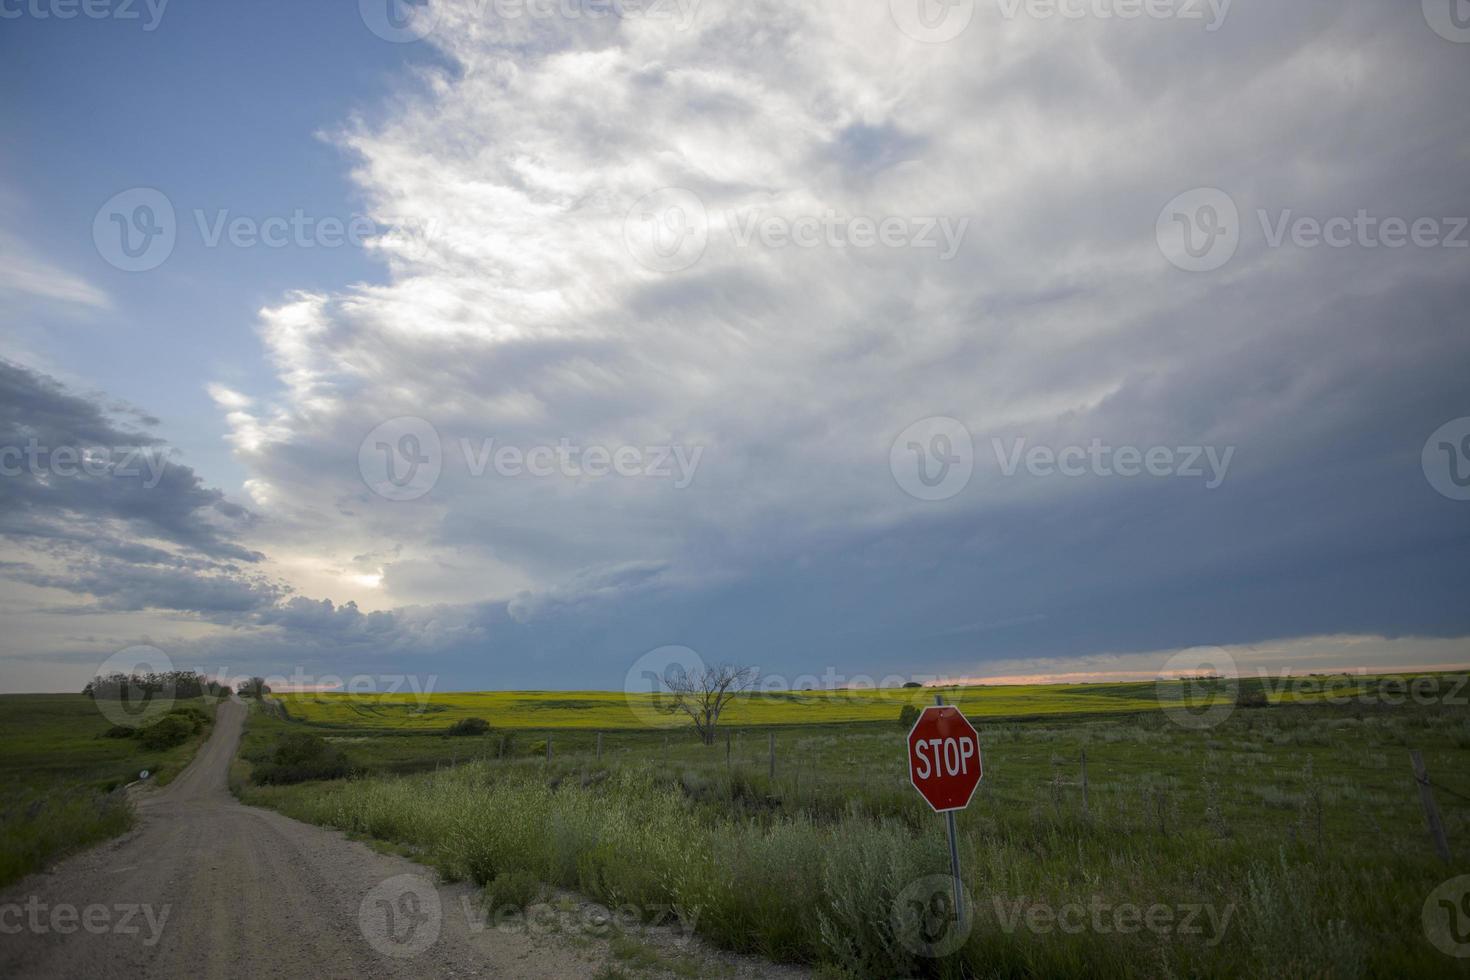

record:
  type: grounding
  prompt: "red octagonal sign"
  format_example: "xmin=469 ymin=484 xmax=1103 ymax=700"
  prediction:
xmin=907 ymin=705 xmax=983 ymax=812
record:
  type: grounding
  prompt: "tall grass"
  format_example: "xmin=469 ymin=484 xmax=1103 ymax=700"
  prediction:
xmin=240 ymin=703 xmax=1470 ymax=978
xmin=0 ymin=788 xmax=133 ymax=886
xmin=0 ymin=694 xmax=219 ymax=887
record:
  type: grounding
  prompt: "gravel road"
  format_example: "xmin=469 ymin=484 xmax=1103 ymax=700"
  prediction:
xmin=0 ymin=699 xmax=807 ymax=979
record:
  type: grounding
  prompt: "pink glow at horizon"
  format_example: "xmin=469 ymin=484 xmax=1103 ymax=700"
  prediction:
xmin=932 ymin=661 xmax=1470 ymax=688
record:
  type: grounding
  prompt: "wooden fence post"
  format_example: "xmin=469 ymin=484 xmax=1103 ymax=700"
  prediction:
xmin=769 ymin=731 xmax=776 ymax=780
xmin=1410 ymin=750 xmax=1452 ymax=862
xmin=596 ymin=732 xmax=603 ymax=763
xmin=546 ymin=734 xmax=553 ymax=764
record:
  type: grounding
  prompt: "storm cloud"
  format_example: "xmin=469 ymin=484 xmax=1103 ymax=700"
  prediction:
xmin=2 ymin=0 xmax=1468 ymax=689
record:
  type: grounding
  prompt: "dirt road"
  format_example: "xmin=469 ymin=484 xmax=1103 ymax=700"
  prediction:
xmin=0 ymin=699 xmax=804 ymax=979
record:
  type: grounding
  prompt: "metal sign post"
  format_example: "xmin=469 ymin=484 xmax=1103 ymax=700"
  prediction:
xmin=906 ymin=693 xmax=982 ymax=928
xmin=936 ymin=694 xmax=964 ymax=924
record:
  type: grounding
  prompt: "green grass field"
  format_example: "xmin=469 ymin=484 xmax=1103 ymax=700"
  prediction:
xmin=236 ymin=674 xmax=1470 ymax=978
xmin=0 ymin=694 xmax=219 ymax=887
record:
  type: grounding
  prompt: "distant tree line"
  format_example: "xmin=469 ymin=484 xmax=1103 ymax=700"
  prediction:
xmin=83 ymin=671 xmax=233 ymax=701
xmin=236 ymin=677 xmax=271 ymax=698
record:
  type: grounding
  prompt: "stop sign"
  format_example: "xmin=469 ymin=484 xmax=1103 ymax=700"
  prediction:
xmin=907 ymin=705 xmax=983 ymax=812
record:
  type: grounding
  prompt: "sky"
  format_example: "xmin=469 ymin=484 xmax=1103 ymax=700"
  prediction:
xmin=1 ymin=0 xmax=1467 ymax=694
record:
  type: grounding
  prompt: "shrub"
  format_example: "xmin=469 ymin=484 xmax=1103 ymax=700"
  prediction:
xmin=272 ymin=732 xmax=331 ymax=766
xmin=138 ymin=715 xmax=193 ymax=750
xmin=448 ymin=717 xmax=491 ymax=736
xmin=103 ymin=725 xmax=137 ymax=739
xmin=1237 ymin=690 xmax=1270 ymax=709
xmin=898 ymin=704 xmax=920 ymax=727
xmin=484 ymin=869 xmax=542 ymax=912
xmin=165 ymin=707 xmax=206 ymax=733
xmin=251 ymin=732 xmax=351 ymax=785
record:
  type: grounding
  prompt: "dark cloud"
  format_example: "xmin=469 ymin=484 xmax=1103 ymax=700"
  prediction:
xmin=254 ymin=597 xmax=398 ymax=638
xmin=6 ymin=4 xmax=1470 ymax=690
xmin=1 ymin=559 xmax=283 ymax=615
xmin=0 ymin=359 xmax=273 ymax=617
xmin=0 ymin=359 xmax=262 ymax=563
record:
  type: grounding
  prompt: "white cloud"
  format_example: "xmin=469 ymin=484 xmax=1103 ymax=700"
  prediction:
xmin=0 ymin=233 xmax=110 ymax=310
xmin=160 ymin=1 xmax=1468 ymax=681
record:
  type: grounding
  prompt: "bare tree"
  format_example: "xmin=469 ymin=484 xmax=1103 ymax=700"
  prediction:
xmin=664 ymin=664 xmax=757 ymax=745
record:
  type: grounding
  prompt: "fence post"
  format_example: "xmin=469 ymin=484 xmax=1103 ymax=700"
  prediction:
xmin=726 ymin=731 xmax=731 ymax=767
xmin=1410 ymin=750 xmax=1452 ymax=862
xmin=596 ymin=732 xmax=603 ymax=763
xmin=1080 ymin=748 xmax=1089 ymax=817
xmin=768 ymin=731 xmax=776 ymax=779
xmin=546 ymin=734 xmax=553 ymax=764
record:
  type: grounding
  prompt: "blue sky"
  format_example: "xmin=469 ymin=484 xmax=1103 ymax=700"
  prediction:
xmin=1 ymin=0 xmax=1468 ymax=693
xmin=2 ymin=2 xmax=441 ymax=482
